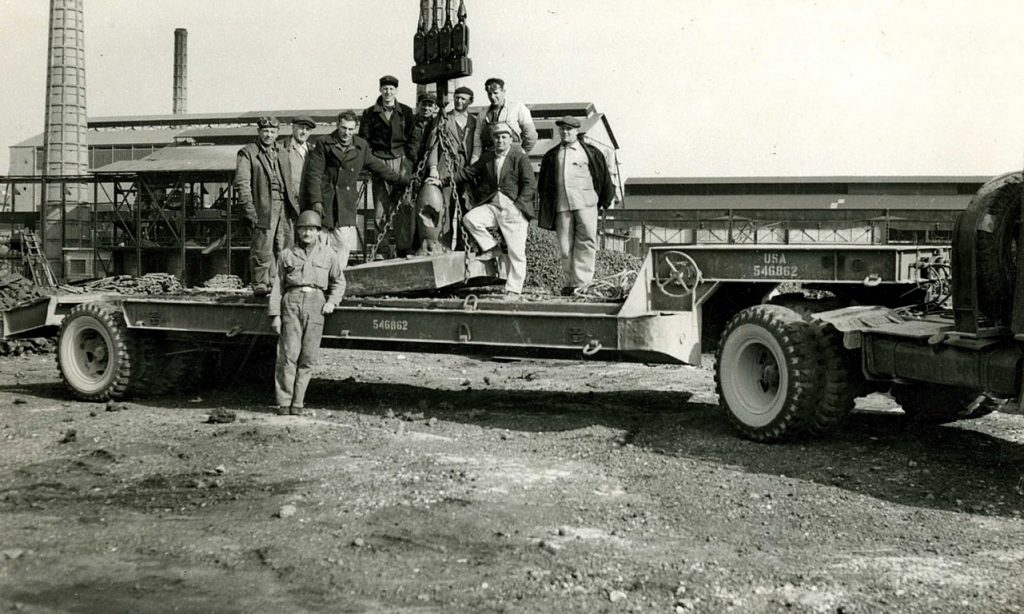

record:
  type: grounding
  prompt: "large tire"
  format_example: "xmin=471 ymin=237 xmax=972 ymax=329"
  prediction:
xmin=890 ymin=384 xmax=982 ymax=425
xmin=715 ymin=305 xmax=822 ymax=441
xmin=804 ymin=319 xmax=863 ymax=436
xmin=56 ymin=302 xmax=135 ymax=401
xmin=973 ymin=171 xmax=1021 ymax=323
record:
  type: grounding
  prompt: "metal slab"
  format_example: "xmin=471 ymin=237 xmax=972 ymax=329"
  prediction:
xmin=344 ymin=252 xmax=502 ymax=296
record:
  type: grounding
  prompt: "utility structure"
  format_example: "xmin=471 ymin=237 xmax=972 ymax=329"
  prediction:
xmin=172 ymin=28 xmax=188 ymax=115
xmin=42 ymin=0 xmax=89 ymax=278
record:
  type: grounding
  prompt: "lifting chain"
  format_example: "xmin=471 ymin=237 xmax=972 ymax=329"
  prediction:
xmin=368 ymin=127 xmax=435 ymax=261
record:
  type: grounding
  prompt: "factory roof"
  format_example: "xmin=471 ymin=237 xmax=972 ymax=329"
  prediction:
xmin=93 ymin=145 xmax=239 ymax=173
xmin=13 ymin=102 xmax=618 ymax=150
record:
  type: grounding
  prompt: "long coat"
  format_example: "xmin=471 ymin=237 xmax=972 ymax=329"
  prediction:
xmin=303 ymin=132 xmax=407 ymax=228
xmin=277 ymin=136 xmax=309 ymax=219
xmin=536 ymin=139 xmax=615 ymax=231
xmin=452 ymin=148 xmax=537 ymax=221
xmin=234 ymin=142 xmax=284 ymax=230
xmin=359 ymin=98 xmax=415 ymax=160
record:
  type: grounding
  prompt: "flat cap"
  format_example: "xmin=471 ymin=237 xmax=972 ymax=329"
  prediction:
xmin=453 ymin=86 xmax=474 ymax=98
xmin=379 ymin=74 xmax=399 ymax=88
xmin=256 ymin=116 xmax=280 ymax=129
xmin=292 ymin=115 xmax=316 ymax=129
xmin=417 ymin=92 xmax=438 ymax=104
xmin=490 ymin=123 xmax=513 ymax=136
xmin=555 ymin=115 xmax=582 ymax=129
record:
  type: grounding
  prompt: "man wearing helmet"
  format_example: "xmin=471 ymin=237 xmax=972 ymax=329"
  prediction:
xmin=267 ymin=210 xmax=346 ymax=415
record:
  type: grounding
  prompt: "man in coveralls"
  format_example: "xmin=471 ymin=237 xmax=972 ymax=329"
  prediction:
xmin=268 ymin=210 xmax=346 ymax=415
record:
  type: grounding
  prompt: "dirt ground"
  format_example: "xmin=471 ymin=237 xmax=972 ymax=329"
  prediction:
xmin=0 ymin=348 xmax=1022 ymax=613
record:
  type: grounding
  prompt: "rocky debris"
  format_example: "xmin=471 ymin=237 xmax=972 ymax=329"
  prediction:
xmin=202 ymin=274 xmax=245 ymax=290
xmin=608 ymin=589 xmax=628 ymax=603
xmin=206 ymin=408 xmax=237 ymax=424
xmin=276 ymin=504 xmax=297 ymax=519
xmin=12 ymin=398 xmax=26 ymax=405
xmin=524 ymin=227 xmax=641 ymax=296
xmin=58 ymin=429 xmax=77 ymax=444
xmin=105 ymin=400 xmax=130 ymax=412
xmin=0 ymin=273 xmax=55 ymax=356
xmin=1 ymin=549 xmax=25 ymax=560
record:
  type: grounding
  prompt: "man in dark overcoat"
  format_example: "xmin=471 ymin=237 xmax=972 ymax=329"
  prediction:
xmin=234 ymin=116 xmax=287 ymax=294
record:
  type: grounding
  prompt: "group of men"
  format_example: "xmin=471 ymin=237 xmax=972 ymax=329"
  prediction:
xmin=233 ymin=74 xmax=615 ymax=412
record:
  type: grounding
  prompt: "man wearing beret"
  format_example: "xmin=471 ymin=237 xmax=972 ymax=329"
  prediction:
xmin=277 ymin=115 xmax=317 ymax=251
xmin=234 ymin=116 xmax=288 ymax=295
xmin=435 ymin=123 xmax=536 ymax=300
xmin=305 ymin=110 xmax=410 ymax=267
xmin=471 ymin=77 xmax=537 ymax=164
xmin=359 ymin=75 xmax=415 ymax=257
xmin=537 ymin=116 xmax=616 ymax=295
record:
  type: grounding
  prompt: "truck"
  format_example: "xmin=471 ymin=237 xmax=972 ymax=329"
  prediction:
xmin=8 ymin=168 xmax=1015 ymax=443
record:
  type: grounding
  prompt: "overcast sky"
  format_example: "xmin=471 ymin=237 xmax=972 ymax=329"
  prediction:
xmin=1 ymin=0 xmax=1023 ymax=181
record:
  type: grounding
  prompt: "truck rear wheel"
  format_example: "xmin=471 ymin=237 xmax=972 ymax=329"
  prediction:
xmin=57 ymin=302 xmax=134 ymax=401
xmin=890 ymin=384 xmax=982 ymax=425
xmin=973 ymin=171 xmax=1021 ymax=323
xmin=804 ymin=319 xmax=862 ymax=436
xmin=715 ymin=305 xmax=820 ymax=441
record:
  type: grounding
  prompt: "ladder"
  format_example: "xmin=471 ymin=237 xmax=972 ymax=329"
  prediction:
xmin=22 ymin=231 xmax=57 ymax=288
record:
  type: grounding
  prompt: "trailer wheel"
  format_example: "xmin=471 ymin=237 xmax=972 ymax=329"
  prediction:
xmin=890 ymin=384 xmax=982 ymax=425
xmin=974 ymin=171 xmax=1021 ymax=323
xmin=804 ymin=319 xmax=863 ymax=436
xmin=57 ymin=302 xmax=134 ymax=401
xmin=715 ymin=305 xmax=820 ymax=441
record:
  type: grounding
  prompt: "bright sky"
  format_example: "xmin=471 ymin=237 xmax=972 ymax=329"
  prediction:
xmin=1 ymin=0 xmax=1023 ymax=180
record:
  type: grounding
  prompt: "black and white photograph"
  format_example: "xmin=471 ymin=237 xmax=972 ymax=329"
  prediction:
xmin=0 ymin=1 xmax=1022 ymax=612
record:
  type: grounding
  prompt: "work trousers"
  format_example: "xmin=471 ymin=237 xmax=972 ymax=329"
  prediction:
xmin=463 ymin=202 xmax=528 ymax=294
xmin=371 ymin=157 xmax=405 ymax=244
xmin=555 ymin=204 xmax=599 ymax=287
xmin=249 ymin=197 xmax=285 ymax=288
xmin=321 ymin=226 xmax=359 ymax=268
xmin=275 ymin=288 xmax=325 ymax=409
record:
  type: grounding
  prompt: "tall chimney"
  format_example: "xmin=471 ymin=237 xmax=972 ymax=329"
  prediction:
xmin=173 ymin=28 xmax=187 ymax=114
xmin=42 ymin=0 xmax=88 ymax=276
xmin=43 ymin=0 xmax=88 ymax=179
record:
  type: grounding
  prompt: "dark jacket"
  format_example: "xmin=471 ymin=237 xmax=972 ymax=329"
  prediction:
xmin=536 ymin=139 xmax=615 ymax=231
xmin=303 ymin=131 xmax=408 ymax=228
xmin=234 ymin=141 xmax=285 ymax=230
xmin=277 ymin=136 xmax=309 ymax=218
xmin=359 ymin=97 xmax=415 ymax=160
xmin=451 ymin=148 xmax=537 ymax=221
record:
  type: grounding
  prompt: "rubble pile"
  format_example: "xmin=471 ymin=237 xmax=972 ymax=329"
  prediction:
xmin=0 ymin=273 xmax=56 ymax=356
xmin=202 ymin=274 xmax=245 ymax=290
xmin=0 ymin=273 xmax=52 ymax=311
xmin=524 ymin=227 xmax=641 ymax=295
xmin=77 ymin=273 xmax=184 ymax=295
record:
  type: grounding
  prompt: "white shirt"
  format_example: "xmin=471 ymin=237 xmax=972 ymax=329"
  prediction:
xmin=556 ymin=141 xmax=598 ymax=212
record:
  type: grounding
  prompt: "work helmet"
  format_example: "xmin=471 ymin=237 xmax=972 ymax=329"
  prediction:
xmin=296 ymin=210 xmax=322 ymax=229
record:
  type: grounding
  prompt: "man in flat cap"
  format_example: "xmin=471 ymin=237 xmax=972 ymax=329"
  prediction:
xmin=471 ymin=77 xmax=537 ymax=164
xmin=537 ymin=116 xmax=616 ymax=295
xmin=360 ymin=75 xmax=415 ymax=257
xmin=435 ymin=122 xmax=536 ymax=300
xmin=234 ymin=116 xmax=288 ymax=295
xmin=277 ymin=115 xmax=317 ymax=251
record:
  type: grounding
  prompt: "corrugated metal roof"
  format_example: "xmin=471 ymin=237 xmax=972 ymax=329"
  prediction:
xmin=175 ymin=126 xmax=337 ymax=139
xmin=93 ymin=145 xmax=239 ymax=173
xmin=626 ymin=176 xmax=993 ymax=186
xmin=13 ymin=128 xmax=185 ymax=148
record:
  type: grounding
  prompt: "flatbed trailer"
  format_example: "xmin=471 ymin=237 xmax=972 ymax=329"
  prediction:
xmin=3 ymin=243 xmax=949 ymax=439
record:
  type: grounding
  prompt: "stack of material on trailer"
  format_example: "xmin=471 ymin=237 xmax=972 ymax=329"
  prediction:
xmin=0 ymin=273 xmax=56 ymax=356
xmin=524 ymin=227 xmax=642 ymax=296
xmin=69 ymin=273 xmax=184 ymax=295
xmin=202 ymin=274 xmax=245 ymax=290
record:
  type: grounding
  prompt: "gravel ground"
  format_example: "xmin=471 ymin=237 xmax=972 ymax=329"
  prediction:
xmin=0 ymin=349 xmax=1022 ymax=613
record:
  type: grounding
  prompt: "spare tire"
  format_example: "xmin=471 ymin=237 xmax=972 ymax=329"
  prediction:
xmin=973 ymin=171 xmax=1022 ymax=323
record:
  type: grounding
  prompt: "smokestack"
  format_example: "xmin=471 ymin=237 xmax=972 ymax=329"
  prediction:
xmin=42 ymin=0 xmax=88 ymax=276
xmin=173 ymin=28 xmax=187 ymax=114
xmin=43 ymin=0 xmax=88 ymax=179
